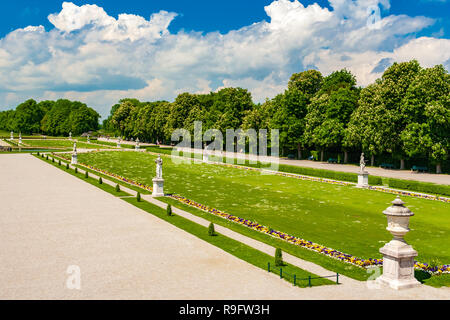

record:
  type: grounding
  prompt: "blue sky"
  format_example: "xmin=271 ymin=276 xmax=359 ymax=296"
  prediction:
xmin=2 ymin=0 xmax=449 ymax=37
xmin=0 ymin=0 xmax=449 ymax=118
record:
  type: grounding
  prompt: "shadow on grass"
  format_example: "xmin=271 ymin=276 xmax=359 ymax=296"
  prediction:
xmin=415 ymin=270 xmax=431 ymax=283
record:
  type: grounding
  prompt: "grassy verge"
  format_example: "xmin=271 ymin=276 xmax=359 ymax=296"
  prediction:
xmin=160 ymin=196 xmax=370 ymax=281
xmin=125 ymin=198 xmax=333 ymax=288
xmin=34 ymin=153 xmax=333 ymax=288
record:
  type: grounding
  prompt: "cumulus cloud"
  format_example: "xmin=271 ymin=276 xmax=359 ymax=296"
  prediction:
xmin=0 ymin=0 xmax=449 ymax=118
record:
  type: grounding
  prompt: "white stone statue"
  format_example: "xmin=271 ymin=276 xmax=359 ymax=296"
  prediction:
xmin=117 ymin=137 xmax=121 ymax=148
xmin=19 ymin=132 xmax=22 ymax=144
xmin=360 ymin=153 xmax=366 ymax=172
xmin=10 ymin=131 xmax=13 ymax=140
xmin=87 ymin=135 xmax=90 ymax=143
xmin=135 ymin=138 xmax=140 ymax=150
xmin=73 ymin=142 xmax=77 ymax=153
xmin=155 ymin=155 xmax=163 ymax=179
xmin=69 ymin=132 xmax=72 ymax=140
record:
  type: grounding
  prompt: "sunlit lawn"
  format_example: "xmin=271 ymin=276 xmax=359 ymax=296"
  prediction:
xmin=77 ymin=151 xmax=450 ymax=266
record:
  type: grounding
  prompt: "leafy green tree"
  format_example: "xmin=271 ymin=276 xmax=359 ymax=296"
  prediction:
xmin=288 ymin=70 xmax=323 ymax=99
xmin=304 ymin=70 xmax=359 ymax=161
xmin=400 ymin=64 xmax=449 ymax=173
xmin=346 ymin=61 xmax=421 ymax=167
xmin=13 ymin=99 xmax=44 ymax=134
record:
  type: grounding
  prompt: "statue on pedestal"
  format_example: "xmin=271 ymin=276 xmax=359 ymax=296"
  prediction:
xmin=152 ymin=154 xmax=164 ymax=197
xmin=10 ymin=131 xmax=13 ymax=140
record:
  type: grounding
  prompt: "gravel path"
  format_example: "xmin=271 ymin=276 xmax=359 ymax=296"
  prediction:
xmin=0 ymin=154 xmax=304 ymax=300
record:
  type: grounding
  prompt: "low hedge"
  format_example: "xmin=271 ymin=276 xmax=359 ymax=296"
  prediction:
xmin=388 ymin=178 xmax=450 ymax=197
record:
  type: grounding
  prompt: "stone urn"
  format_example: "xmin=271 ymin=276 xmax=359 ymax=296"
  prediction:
xmin=376 ymin=196 xmax=421 ymax=290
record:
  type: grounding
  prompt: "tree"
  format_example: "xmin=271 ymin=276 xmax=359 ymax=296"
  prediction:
xmin=304 ymin=70 xmax=359 ymax=161
xmin=13 ymin=99 xmax=45 ymax=134
xmin=110 ymin=100 xmax=136 ymax=137
xmin=270 ymin=88 xmax=308 ymax=157
xmin=401 ymin=98 xmax=449 ymax=173
xmin=346 ymin=61 xmax=421 ymax=167
xmin=288 ymin=70 xmax=323 ymax=99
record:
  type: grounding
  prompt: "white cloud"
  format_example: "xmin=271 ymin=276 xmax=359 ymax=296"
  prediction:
xmin=0 ymin=0 xmax=448 ymax=118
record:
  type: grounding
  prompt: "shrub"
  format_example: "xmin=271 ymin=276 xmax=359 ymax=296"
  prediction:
xmin=368 ymin=176 xmax=383 ymax=185
xmin=75 ymin=168 xmax=78 ymax=174
xmin=58 ymin=160 xmax=61 ymax=166
xmin=136 ymin=192 xmax=141 ymax=202
xmin=37 ymin=152 xmax=40 ymax=156
xmin=167 ymin=204 xmax=173 ymax=216
xmin=84 ymin=171 xmax=89 ymax=178
xmin=208 ymin=223 xmax=217 ymax=236
xmin=275 ymin=248 xmax=284 ymax=267
xmin=51 ymin=157 xmax=54 ymax=163
xmin=99 ymin=177 xmax=103 ymax=185
xmin=115 ymin=184 xmax=120 ymax=192
xmin=388 ymin=178 xmax=450 ymax=197
xmin=66 ymin=163 xmax=69 ymax=170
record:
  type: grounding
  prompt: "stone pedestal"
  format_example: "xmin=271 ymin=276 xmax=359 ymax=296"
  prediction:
xmin=357 ymin=171 xmax=369 ymax=188
xmin=376 ymin=240 xmax=420 ymax=290
xmin=71 ymin=153 xmax=78 ymax=165
xmin=152 ymin=178 xmax=164 ymax=197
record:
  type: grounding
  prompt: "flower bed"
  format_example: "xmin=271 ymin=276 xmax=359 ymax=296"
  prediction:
xmin=51 ymin=152 xmax=449 ymax=275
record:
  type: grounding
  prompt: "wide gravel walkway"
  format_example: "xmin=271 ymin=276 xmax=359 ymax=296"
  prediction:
xmin=0 ymin=154 xmax=303 ymax=299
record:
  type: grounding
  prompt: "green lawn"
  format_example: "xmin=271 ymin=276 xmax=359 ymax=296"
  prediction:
xmin=22 ymin=139 xmax=114 ymax=150
xmin=76 ymin=151 xmax=450 ymax=269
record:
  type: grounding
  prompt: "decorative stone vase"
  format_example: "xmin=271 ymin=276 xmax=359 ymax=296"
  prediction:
xmin=376 ymin=196 xmax=421 ymax=290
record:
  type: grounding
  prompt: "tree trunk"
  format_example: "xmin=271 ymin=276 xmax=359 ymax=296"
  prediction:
xmin=436 ymin=163 xmax=442 ymax=174
xmin=400 ymin=159 xmax=405 ymax=170
xmin=344 ymin=151 xmax=348 ymax=164
xmin=371 ymin=154 xmax=375 ymax=166
xmin=320 ymin=150 xmax=324 ymax=162
xmin=297 ymin=143 xmax=302 ymax=159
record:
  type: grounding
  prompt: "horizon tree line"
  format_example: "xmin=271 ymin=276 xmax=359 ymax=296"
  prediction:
xmin=0 ymin=60 xmax=448 ymax=173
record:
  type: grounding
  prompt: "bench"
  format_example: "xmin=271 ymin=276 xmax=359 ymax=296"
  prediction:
xmin=327 ymin=158 xmax=338 ymax=164
xmin=411 ymin=165 xmax=428 ymax=173
xmin=287 ymin=154 xmax=295 ymax=160
xmin=380 ymin=163 xmax=395 ymax=169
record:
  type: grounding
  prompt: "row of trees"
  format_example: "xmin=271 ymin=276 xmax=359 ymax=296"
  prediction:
xmin=103 ymin=60 xmax=449 ymax=173
xmin=0 ymin=99 xmax=100 ymax=136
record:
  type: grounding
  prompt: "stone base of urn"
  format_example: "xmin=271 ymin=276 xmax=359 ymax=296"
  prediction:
xmin=71 ymin=154 xmax=78 ymax=165
xmin=152 ymin=178 xmax=165 ymax=197
xmin=356 ymin=171 xmax=369 ymax=188
xmin=376 ymin=239 xmax=421 ymax=290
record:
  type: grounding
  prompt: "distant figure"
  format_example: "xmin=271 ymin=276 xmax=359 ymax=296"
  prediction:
xmin=360 ymin=153 xmax=366 ymax=172
xmin=308 ymin=155 xmax=314 ymax=161
xmin=155 ymin=154 xmax=163 ymax=179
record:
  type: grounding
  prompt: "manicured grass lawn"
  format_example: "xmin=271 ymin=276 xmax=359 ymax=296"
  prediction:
xmin=77 ymin=151 xmax=450 ymax=269
xmin=23 ymin=139 xmax=114 ymax=150
xmin=35 ymin=153 xmax=332 ymax=288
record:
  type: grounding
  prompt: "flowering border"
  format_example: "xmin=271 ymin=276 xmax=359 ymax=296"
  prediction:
xmin=51 ymin=152 xmax=449 ymax=275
